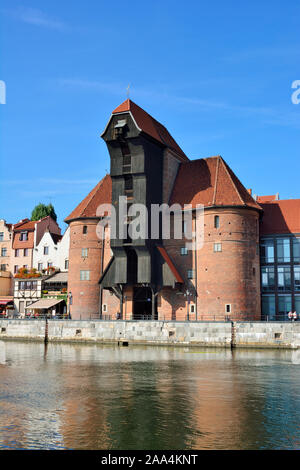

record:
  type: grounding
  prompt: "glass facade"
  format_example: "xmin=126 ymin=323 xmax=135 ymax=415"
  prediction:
xmin=260 ymin=239 xmax=275 ymax=263
xmin=276 ymin=238 xmax=290 ymax=263
xmin=261 ymin=266 xmax=275 ymax=291
xmin=293 ymin=238 xmax=300 ymax=263
xmin=260 ymin=236 xmax=300 ymax=320
xmin=262 ymin=295 xmax=276 ymax=320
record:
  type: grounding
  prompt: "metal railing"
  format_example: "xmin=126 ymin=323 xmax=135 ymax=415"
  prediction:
xmin=0 ymin=313 xmax=299 ymax=322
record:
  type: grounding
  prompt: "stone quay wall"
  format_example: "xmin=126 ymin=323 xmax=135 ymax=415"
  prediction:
xmin=1 ymin=320 xmax=300 ymax=349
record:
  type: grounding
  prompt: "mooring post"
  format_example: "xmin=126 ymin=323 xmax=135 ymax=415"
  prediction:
xmin=44 ymin=317 xmax=48 ymax=344
xmin=231 ymin=321 xmax=236 ymax=349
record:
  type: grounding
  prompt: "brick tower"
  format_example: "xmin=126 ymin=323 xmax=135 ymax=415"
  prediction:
xmin=65 ymin=175 xmax=111 ymax=319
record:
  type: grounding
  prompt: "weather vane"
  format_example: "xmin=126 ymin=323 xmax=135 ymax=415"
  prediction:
xmin=126 ymin=83 xmax=131 ymax=98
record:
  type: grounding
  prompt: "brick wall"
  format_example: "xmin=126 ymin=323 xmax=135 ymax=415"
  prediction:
xmin=68 ymin=219 xmax=103 ymax=319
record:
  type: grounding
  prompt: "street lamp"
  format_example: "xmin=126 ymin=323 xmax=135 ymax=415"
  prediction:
xmin=184 ymin=289 xmax=192 ymax=321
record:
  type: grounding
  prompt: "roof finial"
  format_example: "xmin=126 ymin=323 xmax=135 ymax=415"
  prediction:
xmin=126 ymin=83 xmax=131 ymax=98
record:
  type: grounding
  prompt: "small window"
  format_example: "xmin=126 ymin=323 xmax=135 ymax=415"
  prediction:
xmin=1 ymin=247 xmax=7 ymax=257
xmin=214 ymin=243 xmax=222 ymax=252
xmin=80 ymin=270 xmax=90 ymax=281
xmin=15 ymin=249 xmax=20 ymax=257
xmin=214 ymin=215 xmax=220 ymax=228
xmin=190 ymin=304 xmax=195 ymax=314
xmin=180 ymin=247 xmax=188 ymax=256
xmin=187 ymin=269 xmax=195 ymax=279
xmin=0 ymin=232 xmax=3 ymax=241
xmin=38 ymin=263 xmax=43 ymax=271
xmin=24 ymin=248 xmax=28 ymax=256
xmin=102 ymin=304 xmax=107 ymax=312
xmin=19 ymin=232 xmax=28 ymax=241
xmin=44 ymin=246 xmax=49 ymax=255
xmin=82 ymin=248 xmax=88 ymax=258
xmin=225 ymin=304 xmax=231 ymax=313
xmin=14 ymin=265 xmax=19 ymax=274
xmin=83 ymin=225 xmax=88 ymax=234
xmin=64 ymin=259 xmax=69 ymax=270
xmin=1 ymin=264 xmax=6 ymax=271
xmin=47 ymin=262 xmax=53 ymax=268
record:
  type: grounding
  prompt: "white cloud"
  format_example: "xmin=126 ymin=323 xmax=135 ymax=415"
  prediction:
xmin=5 ymin=7 xmax=67 ymax=31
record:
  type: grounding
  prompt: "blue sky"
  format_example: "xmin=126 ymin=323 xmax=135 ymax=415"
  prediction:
xmin=0 ymin=0 xmax=299 ymax=231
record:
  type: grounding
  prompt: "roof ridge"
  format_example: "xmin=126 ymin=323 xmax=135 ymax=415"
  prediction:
xmin=80 ymin=175 xmax=107 ymax=216
xmin=220 ymin=157 xmax=245 ymax=205
xmin=212 ymin=156 xmax=220 ymax=205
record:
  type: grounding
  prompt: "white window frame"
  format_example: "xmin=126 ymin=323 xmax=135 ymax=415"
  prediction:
xmin=214 ymin=242 xmax=222 ymax=252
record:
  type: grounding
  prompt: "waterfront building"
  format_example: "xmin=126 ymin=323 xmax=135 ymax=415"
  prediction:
xmin=13 ymin=271 xmax=68 ymax=317
xmin=0 ymin=220 xmax=13 ymax=298
xmin=12 ymin=216 xmax=61 ymax=275
xmin=65 ymin=99 xmax=267 ymax=321
xmin=32 ymin=226 xmax=70 ymax=273
xmin=259 ymin=197 xmax=300 ymax=320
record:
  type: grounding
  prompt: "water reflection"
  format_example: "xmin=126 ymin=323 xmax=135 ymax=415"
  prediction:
xmin=0 ymin=341 xmax=299 ymax=450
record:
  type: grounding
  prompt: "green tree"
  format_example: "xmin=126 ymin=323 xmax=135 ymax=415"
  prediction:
xmin=31 ymin=203 xmax=57 ymax=222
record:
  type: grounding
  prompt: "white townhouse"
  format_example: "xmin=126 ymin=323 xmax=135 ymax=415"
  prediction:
xmin=33 ymin=227 xmax=70 ymax=273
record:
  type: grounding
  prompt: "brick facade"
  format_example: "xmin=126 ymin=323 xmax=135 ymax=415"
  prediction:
xmin=68 ymin=219 xmax=104 ymax=319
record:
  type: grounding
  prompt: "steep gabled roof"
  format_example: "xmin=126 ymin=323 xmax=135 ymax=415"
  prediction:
xmin=257 ymin=195 xmax=278 ymax=203
xmin=109 ymin=99 xmax=188 ymax=161
xmin=170 ymin=156 xmax=262 ymax=211
xmin=14 ymin=219 xmax=36 ymax=231
xmin=260 ymin=199 xmax=300 ymax=235
xmin=65 ymin=174 xmax=112 ymax=222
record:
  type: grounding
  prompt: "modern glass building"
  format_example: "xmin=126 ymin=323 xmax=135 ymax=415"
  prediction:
xmin=259 ymin=198 xmax=300 ymax=321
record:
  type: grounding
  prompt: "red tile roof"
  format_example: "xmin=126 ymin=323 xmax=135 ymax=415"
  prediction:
xmin=65 ymin=174 xmax=112 ymax=222
xmin=111 ymin=99 xmax=188 ymax=161
xmin=257 ymin=195 xmax=278 ymax=203
xmin=260 ymin=199 xmax=300 ymax=235
xmin=157 ymin=246 xmax=184 ymax=283
xmin=170 ymin=156 xmax=262 ymax=211
xmin=14 ymin=219 xmax=36 ymax=231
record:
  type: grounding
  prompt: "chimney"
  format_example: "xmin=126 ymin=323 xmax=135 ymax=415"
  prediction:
xmin=247 ymin=189 xmax=252 ymax=195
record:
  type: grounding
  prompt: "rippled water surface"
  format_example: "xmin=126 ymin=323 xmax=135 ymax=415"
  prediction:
xmin=0 ymin=340 xmax=299 ymax=450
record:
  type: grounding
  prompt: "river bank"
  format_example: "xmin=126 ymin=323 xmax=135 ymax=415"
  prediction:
xmin=1 ymin=319 xmax=300 ymax=349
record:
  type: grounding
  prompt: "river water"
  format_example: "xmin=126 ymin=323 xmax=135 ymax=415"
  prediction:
xmin=0 ymin=340 xmax=299 ymax=450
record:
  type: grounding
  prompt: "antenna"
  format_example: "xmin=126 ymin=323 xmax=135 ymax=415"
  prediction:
xmin=126 ymin=83 xmax=131 ymax=98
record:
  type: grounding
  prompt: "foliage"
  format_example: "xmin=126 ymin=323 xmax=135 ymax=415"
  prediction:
xmin=31 ymin=203 xmax=57 ymax=222
xmin=14 ymin=267 xmax=41 ymax=278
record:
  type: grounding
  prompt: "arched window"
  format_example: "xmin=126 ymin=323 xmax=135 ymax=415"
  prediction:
xmin=214 ymin=215 xmax=220 ymax=228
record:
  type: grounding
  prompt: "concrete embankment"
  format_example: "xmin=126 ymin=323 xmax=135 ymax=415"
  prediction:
xmin=0 ymin=319 xmax=300 ymax=349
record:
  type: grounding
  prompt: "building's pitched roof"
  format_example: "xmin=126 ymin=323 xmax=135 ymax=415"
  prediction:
xmin=14 ymin=219 xmax=36 ymax=231
xmin=260 ymin=199 xmax=300 ymax=235
xmin=65 ymin=174 xmax=112 ymax=222
xmin=257 ymin=195 xmax=278 ymax=203
xmin=111 ymin=99 xmax=188 ymax=161
xmin=49 ymin=233 xmax=62 ymax=244
xmin=170 ymin=156 xmax=262 ymax=211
